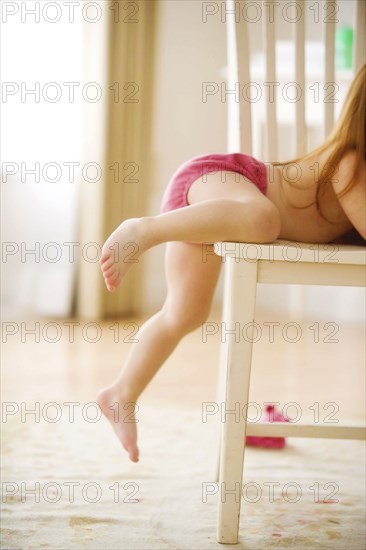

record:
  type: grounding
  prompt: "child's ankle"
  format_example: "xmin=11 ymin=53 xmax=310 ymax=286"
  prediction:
xmin=111 ymin=382 xmax=138 ymax=405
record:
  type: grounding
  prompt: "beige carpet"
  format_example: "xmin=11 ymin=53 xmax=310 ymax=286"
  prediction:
xmin=1 ymin=401 xmax=365 ymax=549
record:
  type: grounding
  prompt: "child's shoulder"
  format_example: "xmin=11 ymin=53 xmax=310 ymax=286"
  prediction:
xmin=332 ymin=150 xmax=366 ymax=240
xmin=333 ymin=150 xmax=365 ymax=192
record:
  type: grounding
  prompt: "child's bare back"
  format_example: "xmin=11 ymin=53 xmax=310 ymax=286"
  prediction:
xmin=267 ymin=147 xmax=365 ymax=243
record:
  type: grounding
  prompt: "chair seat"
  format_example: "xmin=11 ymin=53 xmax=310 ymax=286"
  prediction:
xmin=214 ymin=239 xmax=366 ymax=265
xmin=214 ymin=240 xmax=366 ymax=286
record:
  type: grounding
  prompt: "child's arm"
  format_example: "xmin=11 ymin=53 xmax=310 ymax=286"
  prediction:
xmin=333 ymin=152 xmax=366 ymax=240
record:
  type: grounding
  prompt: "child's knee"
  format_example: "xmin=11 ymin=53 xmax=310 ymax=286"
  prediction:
xmin=253 ymin=202 xmax=281 ymax=242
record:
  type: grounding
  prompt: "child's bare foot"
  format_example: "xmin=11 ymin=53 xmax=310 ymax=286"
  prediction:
xmin=96 ymin=385 xmax=139 ymax=462
xmin=100 ymin=217 xmax=152 ymax=292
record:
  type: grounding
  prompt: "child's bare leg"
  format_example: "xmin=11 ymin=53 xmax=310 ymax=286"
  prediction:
xmin=97 ymin=172 xmax=281 ymax=461
xmin=100 ymin=172 xmax=281 ymax=291
xmin=97 ymin=241 xmax=222 ymax=462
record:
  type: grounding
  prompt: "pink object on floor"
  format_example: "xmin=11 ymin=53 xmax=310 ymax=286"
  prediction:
xmin=245 ymin=404 xmax=290 ymax=449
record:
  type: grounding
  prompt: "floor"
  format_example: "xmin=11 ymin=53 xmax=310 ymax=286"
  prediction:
xmin=1 ymin=306 xmax=365 ymax=549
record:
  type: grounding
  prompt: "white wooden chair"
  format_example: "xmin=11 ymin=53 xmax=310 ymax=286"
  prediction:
xmin=214 ymin=0 xmax=366 ymax=544
xmin=213 ymin=240 xmax=366 ymax=543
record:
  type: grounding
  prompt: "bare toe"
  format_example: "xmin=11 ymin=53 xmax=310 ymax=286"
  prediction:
xmin=127 ymin=443 xmax=139 ymax=463
xmin=101 ymin=257 xmax=114 ymax=271
xmin=105 ymin=270 xmax=120 ymax=286
xmin=103 ymin=266 xmax=118 ymax=278
xmin=107 ymin=277 xmax=121 ymax=292
xmin=100 ymin=253 xmax=110 ymax=265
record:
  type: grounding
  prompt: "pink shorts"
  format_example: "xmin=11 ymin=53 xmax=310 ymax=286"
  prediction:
xmin=160 ymin=153 xmax=268 ymax=213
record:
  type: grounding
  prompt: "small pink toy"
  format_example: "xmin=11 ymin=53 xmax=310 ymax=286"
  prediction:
xmin=246 ymin=404 xmax=290 ymax=449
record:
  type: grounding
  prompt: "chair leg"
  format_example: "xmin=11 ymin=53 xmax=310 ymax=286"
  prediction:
xmin=211 ymin=259 xmax=233 ymax=482
xmin=217 ymin=258 xmax=258 ymax=544
xmin=211 ymin=335 xmax=228 ymax=482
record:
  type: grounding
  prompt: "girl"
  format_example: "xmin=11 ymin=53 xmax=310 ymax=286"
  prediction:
xmin=97 ymin=64 xmax=366 ymax=463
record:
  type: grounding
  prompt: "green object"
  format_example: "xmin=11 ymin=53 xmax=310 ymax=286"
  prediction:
xmin=335 ymin=27 xmax=354 ymax=70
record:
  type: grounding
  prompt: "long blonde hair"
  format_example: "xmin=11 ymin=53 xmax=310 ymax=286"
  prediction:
xmin=272 ymin=64 xmax=366 ymax=223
